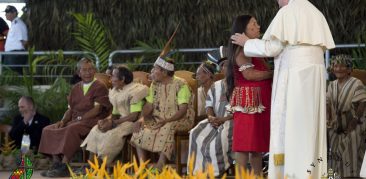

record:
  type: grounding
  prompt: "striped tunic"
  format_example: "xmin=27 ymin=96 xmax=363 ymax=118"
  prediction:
xmin=188 ymin=80 xmax=233 ymax=176
xmin=327 ymin=77 xmax=366 ymax=177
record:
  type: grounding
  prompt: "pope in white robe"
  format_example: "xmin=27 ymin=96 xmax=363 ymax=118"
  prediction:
xmin=231 ymin=0 xmax=335 ymax=178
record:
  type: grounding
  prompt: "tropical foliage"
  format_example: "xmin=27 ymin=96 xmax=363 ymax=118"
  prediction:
xmin=0 ymin=48 xmax=71 ymax=123
xmin=352 ymin=32 xmax=366 ymax=69
xmin=71 ymin=13 xmax=113 ymax=71
xmin=0 ymin=135 xmax=15 ymax=156
xmin=26 ymin=0 xmax=366 ymax=51
xmin=36 ymin=50 xmax=78 ymax=85
xmin=0 ymin=11 xmax=118 ymax=124
xmin=128 ymin=39 xmax=198 ymax=72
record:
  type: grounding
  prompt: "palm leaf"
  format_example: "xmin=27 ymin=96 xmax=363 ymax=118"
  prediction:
xmin=71 ymin=12 xmax=112 ymax=71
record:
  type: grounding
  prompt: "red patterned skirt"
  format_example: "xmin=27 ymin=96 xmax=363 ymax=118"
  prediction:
xmin=231 ymin=84 xmax=271 ymax=152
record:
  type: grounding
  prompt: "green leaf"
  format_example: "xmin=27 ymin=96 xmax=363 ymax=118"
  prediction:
xmin=71 ymin=12 xmax=112 ymax=71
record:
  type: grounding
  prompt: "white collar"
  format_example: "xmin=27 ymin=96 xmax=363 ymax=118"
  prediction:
xmin=27 ymin=116 xmax=34 ymax=126
xmin=11 ymin=17 xmax=20 ymax=24
xmin=83 ymin=79 xmax=96 ymax=86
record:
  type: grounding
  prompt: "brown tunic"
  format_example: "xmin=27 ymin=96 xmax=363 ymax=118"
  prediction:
xmin=38 ymin=80 xmax=112 ymax=159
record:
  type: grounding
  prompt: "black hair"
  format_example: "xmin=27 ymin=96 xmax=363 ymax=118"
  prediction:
xmin=201 ymin=61 xmax=216 ymax=77
xmin=225 ymin=15 xmax=253 ymax=100
xmin=70 ymin=73 xmax=82 ymax=85
xmin=106 ymin=65 xmax=114 ymax=71
xmin=165 ymin=58 xmax=175 ymax=77
xmin=116 ymin=66 xmax=133 ymax=84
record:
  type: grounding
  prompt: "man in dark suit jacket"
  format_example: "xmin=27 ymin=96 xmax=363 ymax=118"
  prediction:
xmin=9 ymin=96 xmax=50 ymax=151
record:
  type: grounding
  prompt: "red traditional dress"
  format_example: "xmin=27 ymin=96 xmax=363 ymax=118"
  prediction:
xmin=228 ymin=57 xmax=272 ymax=152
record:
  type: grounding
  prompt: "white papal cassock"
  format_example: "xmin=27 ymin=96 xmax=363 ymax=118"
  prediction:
xmin=361 ymin=153 xmax=366 ymax=177
xmin=242 ymin=0 xmax=335 ymax=178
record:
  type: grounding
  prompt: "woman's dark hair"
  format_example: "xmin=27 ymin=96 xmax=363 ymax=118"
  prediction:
xmin=116 ymin=66 xmax=133 ymax=84
xmin=107 ymin=65 xmax=113 ymax=71
xmin=225 ymin=15 xmax=253 ymax=100
xmin=166 ymin=70 xmax=175 ymax=77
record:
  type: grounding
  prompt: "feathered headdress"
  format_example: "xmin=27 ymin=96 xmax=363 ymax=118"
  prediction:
xmin=154 ymin=23 xmax=180 ymax=71
xmin=207 ymin=46 xmax=228 ymax=66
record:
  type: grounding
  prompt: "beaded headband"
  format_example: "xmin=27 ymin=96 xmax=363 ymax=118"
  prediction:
xmin=154 ymin=57 xmax=174 ymax=71
xmin=154 ymin=23 xmax=180 ymax=71
xmin=331 ymin=54 xmax=353 ymax=69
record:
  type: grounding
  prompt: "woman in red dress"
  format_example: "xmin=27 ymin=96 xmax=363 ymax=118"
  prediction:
xmin=226 ymin=15 xmax=273 ymax=176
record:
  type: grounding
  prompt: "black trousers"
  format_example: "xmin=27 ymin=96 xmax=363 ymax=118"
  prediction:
xmin=3 ymin=50 xmax=27 ymax=74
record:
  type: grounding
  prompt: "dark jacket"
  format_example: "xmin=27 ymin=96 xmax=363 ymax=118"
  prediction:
xmin=9 ymin=112 xmax=50 ymax=151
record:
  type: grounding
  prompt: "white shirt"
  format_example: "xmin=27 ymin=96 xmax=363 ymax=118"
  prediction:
xmin=5 ymin=17 xmax=28 ymax=51
xmin=27 ymin=117 xmax=33 ymax=126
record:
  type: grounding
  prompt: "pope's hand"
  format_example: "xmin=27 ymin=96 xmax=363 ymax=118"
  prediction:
xmin=231 ymin=33 xmax=249 ymax=47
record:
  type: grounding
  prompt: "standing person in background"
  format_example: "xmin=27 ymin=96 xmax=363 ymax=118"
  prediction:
xmin=230 ymin=0 xmax=335 ymax=178
xmin=226 ymin=15 xmax=273 ymax=176
xmin=0 ymin=17 xmax=9 ymax=51
xmin=3 ymin=5 xmax=28 ymax=74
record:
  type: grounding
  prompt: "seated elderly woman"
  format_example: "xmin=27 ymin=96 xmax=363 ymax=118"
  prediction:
xmin=38 ymin=58 xmax=112 ymax=177
xmin=326 ymin=54 xmax=366 ymax=178
xmin=81 ymin=66 xmax=149 ymax=164
xmin=196 ymin=60 xmax=216 ymax=117
xmin=188 ymin=48 xmax=233 ymax=176
xmin=131 ymin=56 xmax=195 ymax=171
